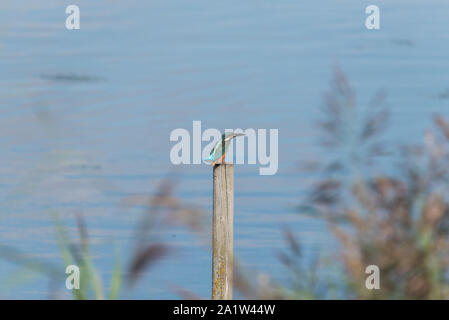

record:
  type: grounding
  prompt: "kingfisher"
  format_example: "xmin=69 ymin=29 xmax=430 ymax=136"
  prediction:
xmin=205 ymin=132 xmax=245 ymax=167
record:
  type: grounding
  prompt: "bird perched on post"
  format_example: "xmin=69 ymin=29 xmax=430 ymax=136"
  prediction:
xmin=205 ymin=132 xmax=245 ymax=167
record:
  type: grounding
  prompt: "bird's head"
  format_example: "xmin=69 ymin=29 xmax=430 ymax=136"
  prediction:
xmin=223 ymin=132 xmax=245 ymax=142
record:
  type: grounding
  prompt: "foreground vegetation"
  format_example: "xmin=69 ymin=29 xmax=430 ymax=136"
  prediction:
xmin=2 ymin=69 xmax=449 ymax=299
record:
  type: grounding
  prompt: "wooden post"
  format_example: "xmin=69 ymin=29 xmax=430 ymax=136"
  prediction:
xmin=212 ymin=164 xmax=234 ymax=300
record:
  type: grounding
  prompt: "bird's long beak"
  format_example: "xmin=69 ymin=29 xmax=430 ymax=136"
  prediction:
xmin=232 ymin=133 xmax=245 ymax=138
xmin=224 ymin=132 xmax=245 ymax=142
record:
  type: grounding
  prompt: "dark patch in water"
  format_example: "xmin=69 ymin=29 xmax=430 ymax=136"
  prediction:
xmin=391 ymin=39 xmax=414 ymax=47
xmin=39 ymin=73 xmax=105 ymax=83
xmin=438 ymin=88 xmax=449 ymax=100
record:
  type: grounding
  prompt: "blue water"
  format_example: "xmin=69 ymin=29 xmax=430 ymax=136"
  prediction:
xmin=0 ymin=0 xmax=448 ymax=299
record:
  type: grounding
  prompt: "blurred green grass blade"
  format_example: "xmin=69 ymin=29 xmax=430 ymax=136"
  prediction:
xmin=50 ymin=211 xmax=87 ymax=300
xmin=84 ymin=256 xmax=104 ymax=300
xmin=109 ymin=246 xmax=122 ymax=300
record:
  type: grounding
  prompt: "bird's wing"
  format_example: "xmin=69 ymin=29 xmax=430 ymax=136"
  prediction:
xmin=210 ymin=137 xmax=231 ymax=161
xmin=211 ymin=140 xmax=223 ymax=161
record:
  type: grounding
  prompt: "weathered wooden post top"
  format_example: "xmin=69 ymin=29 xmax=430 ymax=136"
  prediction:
xmin=205 ymin=132 xmax=244 ymax=300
